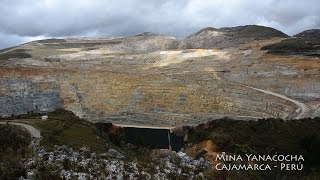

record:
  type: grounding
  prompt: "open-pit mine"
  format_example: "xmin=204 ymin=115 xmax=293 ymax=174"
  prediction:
xmin=0 ymin=25 xmax=319 ymax=126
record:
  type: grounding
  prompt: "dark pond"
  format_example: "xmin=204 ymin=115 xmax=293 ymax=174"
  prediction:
xmin=124 ymin=127 xmax=184 ymax=151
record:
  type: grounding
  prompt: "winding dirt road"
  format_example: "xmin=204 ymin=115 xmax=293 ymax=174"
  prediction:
xmin=246 ymin=86 xmax=310 ymax=119
xmin=0 ymin=122 xmax=41 ymax=138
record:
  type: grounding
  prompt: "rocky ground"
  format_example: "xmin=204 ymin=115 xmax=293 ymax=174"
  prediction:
xmin=0 ymin=25 xmax=319 ymax=125
xmin=1 ymin=25 xmax=319 ymax=180
xmin=1 ymin=110 xmax=320 ymax=179
xmin=25 ymin=145 xmax=209 ymax=180
xmin=0 ymin=113 xmax=212 ymax=180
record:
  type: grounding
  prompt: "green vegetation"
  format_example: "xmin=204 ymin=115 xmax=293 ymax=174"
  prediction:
xmin=36 ymin=39 xmax=67 ymax=43
xmin=0 ymin=123 xmax=31 ymax=153
xmin=190 ymin=25 xmax=288 ymax=39
xmin=261 ymin=38 xmax=320 ymax=57
xmin=3 ymin=109 xmax=320 ymax=179
xmin=9 ymin=109 xmax=156 ymax=157
xmin=13 ymin=109 xmax=107 ymax=152
xmin=188 ymin=117 xmax=320 ymax=179
xmin=0 ymin=49 xmax=32 ymax=60
xmin=188 ymin=118 xmax=320 ymax=154
xmin=34 ymin=163 xmax=62 ymax=180
xmin=0 ymin=124 xmax=31 ymax=179
xmin=39 ymin=113 xmax=105 ymax=152
xmin=94 ymin=122 xmax=125 ymax=146
xmin=223 ymin=25 xmax=289 ymax=38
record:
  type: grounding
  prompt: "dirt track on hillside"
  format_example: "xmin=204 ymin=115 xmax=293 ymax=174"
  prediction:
xmin=0 ymin=122 xmax=41 ymax=138
xmin=246 ymin=86 xmax=309 ymax=119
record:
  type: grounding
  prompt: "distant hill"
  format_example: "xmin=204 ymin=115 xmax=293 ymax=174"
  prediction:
xmin=0 ymin=24 xmax=319 ymax=126
xmin=134 ymin=32 xmax=165 ymax=37
xmin=294 ymin=29 xmax=320 ymax=39
xmin=188 ymin=25 xmax=288 ymax=38
xmin=179 ymin=25 xmax=289 ymax=49
xmin=0 ymin=25 xmax=290 ymax=55
xmin=220 ymin=25 xmax=288 ymax=38
xmin=261 ymin=29 xmax=320 ymax=57
xmin=1 ymin=26 xmax=318 ymax=59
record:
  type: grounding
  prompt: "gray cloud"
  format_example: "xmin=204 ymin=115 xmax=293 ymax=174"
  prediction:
xmin=0 ymin=0 xmax=319 ymax=49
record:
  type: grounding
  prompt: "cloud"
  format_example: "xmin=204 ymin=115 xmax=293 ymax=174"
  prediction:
xmin=0 ymin=32 xmax=46 ymax=49
xmin=0 ymin=0 xmax=319 ymax=49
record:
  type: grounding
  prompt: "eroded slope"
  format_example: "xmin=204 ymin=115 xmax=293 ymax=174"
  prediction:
xmin=0 ymin=25 xmax=319 ymax=126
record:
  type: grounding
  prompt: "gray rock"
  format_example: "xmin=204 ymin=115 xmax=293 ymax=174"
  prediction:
xmin=108 ymin=149 xmax=125 ymax=159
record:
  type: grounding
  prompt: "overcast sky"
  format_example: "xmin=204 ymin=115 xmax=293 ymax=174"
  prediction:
xmin=0 ymin=0 xmax=319 ymax=49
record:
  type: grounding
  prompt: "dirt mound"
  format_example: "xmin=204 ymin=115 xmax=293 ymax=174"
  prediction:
xmin=187 ymin=27 xmax=222 ymax=38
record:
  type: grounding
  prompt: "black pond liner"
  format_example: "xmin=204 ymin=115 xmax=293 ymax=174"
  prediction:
xmin=124 ymin=127 xmax=184 ymax=151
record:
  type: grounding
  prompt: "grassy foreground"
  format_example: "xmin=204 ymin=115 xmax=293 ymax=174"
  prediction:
xmin=188 ymin=117 xmax=320 ymax=179
xmin=1 ymin=110 xmax=320 ymax=179
xmin=0 ymin=124 xmax=31 ymax=179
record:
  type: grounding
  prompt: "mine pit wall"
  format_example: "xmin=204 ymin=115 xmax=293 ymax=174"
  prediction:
xmin=224 ymin=72 xmax=320 ymax=103
xmin=0 ymin=68 xmax=62 ymax=117
xmin=0 ymin=68 xmax=299 ymax=124
xmin=222 ymin=54 xmax=320 ymax=103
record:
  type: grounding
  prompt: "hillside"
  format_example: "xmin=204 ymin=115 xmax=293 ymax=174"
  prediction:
xmin=261 ymin=29 xmax=320 ymax=57
xmin=186 ymin=117 xmax=320 ymax=179
xmin=0 ymin=25 xmax=319 ymax=127
xmin=1 ymin=111 xmax=320 ymax=179
xmin=294 ymin=29 xmax=320 ymax=38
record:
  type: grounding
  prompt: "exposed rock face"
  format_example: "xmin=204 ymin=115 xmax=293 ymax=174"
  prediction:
xmin=26 ymin=145 xmax=208 ymax=179
xmin=0 ymin=25 xmax=319 ymax=125
xmin=0 ymin=74 xmax=62 ymax=115
xmin=187 ymin=27 xmax=222 ymax=38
